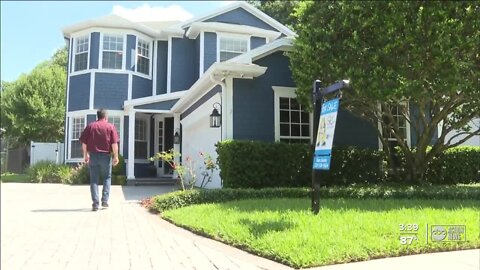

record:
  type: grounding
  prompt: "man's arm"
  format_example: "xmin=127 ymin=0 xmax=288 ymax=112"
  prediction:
xmin=111 ymin=143 xmax=119 ymax=166
xmin=82 ymin=143 xmax=89 ymax=163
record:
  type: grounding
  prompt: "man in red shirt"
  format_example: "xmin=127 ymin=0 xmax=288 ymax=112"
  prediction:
xmin=79 ymin=109 xmax=120 ymax=211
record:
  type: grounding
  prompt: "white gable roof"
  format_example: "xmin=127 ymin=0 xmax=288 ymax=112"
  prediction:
xmin=179 ymin=2 xmax=295 ymax=37
xmin=227 ymin=37 xmax=294 ymax=64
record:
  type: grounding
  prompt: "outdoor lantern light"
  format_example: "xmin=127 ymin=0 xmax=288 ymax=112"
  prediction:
xmin=210 ymin=102 xmax=222 ymax=128
xmin=173 ymin=129 xmax=181 ymax=144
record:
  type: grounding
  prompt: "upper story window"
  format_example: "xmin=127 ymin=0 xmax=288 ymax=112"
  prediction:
xmin=219 ymin=37 xmax=248 ymax=62
xmin=136 ymin=39 xmax=150 ymax=75
xmin=74 ymin=35 xmax=89 ymax=72
xmin=102 ymin=34 xmax=124 ymax=69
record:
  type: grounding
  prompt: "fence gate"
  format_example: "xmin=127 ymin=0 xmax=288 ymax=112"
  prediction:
xmin=30 ymin=141 xmax=65 ymax=166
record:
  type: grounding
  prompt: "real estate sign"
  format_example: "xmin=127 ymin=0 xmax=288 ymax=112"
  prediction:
xmin=313 ymin=98 xmax=340 ymax=170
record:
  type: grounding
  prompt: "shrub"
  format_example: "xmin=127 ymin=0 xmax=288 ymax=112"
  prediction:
xmin=27 ymin=161 xmax=72 ymax=184
xmin=112 ymin=154 xmax=125 ymax=176
xmin=149 ymin=185 xmax=480 ymax=213
xmin=216 ymin=141 xmax=386 ymax=188
xmin=425 ymin=146 xmax=480 ymax=184
xmin=70 ymin=162 xmax=89 ymax=184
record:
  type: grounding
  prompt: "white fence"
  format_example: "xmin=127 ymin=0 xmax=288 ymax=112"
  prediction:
xmin=30 ymin=141 xmax=65 ymax=166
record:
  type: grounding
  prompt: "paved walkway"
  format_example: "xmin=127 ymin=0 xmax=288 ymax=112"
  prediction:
xmin=1 ymin=183 xmax=479 ymax=270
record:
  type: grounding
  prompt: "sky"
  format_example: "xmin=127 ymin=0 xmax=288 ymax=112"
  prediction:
xmin=0 ymin=0 xmax=241 ymax=83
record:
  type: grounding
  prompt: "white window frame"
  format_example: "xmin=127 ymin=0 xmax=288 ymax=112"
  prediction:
xmin=100 ymin=33 xmax=126 ymax=70
xmin=107 ymin=112 xmax=124 ymax=156
xmin=135 ymin=38 xmax=152 ymax=77
xmin=273 ymin=86 xmax=313 ymax=143
xmin=377 ymin=102 xmax=411 ymax=149
xmin=68 ymin=115 xmax=86 ymax=161
xmin=216 ymin=33 xmax=250 ymax=62
xmin=72 ymin=35 xmax=90 ymax=73
xmin=134 ymin=114 xmax=150 ymax=162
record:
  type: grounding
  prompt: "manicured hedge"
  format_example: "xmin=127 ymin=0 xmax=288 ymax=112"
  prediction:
xmin=425 ymin=146 xmax=480 ymax=184
xmin=150 ymin=185 xmax=480 ymax=212
xmin=216 ymin=140 xmax=386 ymax=188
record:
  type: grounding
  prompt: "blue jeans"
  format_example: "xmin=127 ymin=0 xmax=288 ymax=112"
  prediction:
xmin=88 ymin=152 xmax=112 ymax=207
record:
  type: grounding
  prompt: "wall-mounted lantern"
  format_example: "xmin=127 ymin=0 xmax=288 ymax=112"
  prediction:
xmin=209 ymin=102 xmax=222 ymax=128
xmin=173 ymin=129 xmax=181 ymax=144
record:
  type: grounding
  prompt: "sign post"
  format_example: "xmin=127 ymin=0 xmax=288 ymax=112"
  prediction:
xmin=311 ymin=79 xmax=350 ymax=214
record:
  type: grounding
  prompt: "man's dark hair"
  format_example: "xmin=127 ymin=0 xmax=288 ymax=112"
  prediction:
xmin=97 ymin=109 xmax=107 ymax=120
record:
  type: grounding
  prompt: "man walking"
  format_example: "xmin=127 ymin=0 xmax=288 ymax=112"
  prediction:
xmin=80 ymin=109 xmax=119 ymax=211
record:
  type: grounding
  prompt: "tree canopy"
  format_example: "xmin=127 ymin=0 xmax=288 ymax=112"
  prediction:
xmin=289 ymin=1 xmax=479 ymax=182
xmin=1 ymin=46 xmax=67 ymax=146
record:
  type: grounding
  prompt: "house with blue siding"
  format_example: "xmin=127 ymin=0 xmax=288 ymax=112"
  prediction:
xmin=62 ymin=2 xmax=416 ymax=188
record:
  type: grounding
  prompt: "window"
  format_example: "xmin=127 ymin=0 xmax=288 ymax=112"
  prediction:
xmin=108 ymin=115 xmax=121 ymax=146
xmin=136 ymin=39 xmax=150 ymax=75
xmin=71 ymin=117 xmax=85 ymax=158
xmin=135 ymin=118 xmax=147 ymax=159
xmin=279 ymin=97 xmax=311 ymax=143
xmin=102 ymin=34 xmax=124 ymax=69
xmin=74 ymin=35 xmax=89 ymax=71
xmin=219 ymin=37 xmax=248 ymax=62
xmin=381 ymin=103 xmax=410 ymax=164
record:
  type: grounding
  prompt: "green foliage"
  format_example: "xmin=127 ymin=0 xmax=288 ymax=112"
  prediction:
xmin=149 ymin=185 xmax=480 ymax=213
xmin=0 ymin=173 xmax=30 ymax=183
xmin=0 ymin=47 xmax=67 ymax=147
xmin=425 ymin=146 xmax=480 ymax=184
xmin=164 ymin=198 xmax=479 ymax=268
xmin=70 ymin=163 xmax=90 ymax=185
xmin=290 ymin=1 xmax=480 ymax=183
xmin=111 ymin=154 xmax=125 ymax=176
xmin=216 ymin=140 xmax=386 ymax=188
xmin=27 ymin=161 xmax=72 ymax=184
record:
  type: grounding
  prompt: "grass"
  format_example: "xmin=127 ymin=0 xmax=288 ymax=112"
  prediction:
xmin=0 ymin=173 xmax=30 ymax=183
xmin=163 ymin=198 xmax=480 ymax=268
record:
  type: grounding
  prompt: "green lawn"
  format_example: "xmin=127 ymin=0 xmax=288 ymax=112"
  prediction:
xmin=163 ymin=198 xmax=479 ymax=268
xmin=0 ymin=173 xmax=30 ymax=183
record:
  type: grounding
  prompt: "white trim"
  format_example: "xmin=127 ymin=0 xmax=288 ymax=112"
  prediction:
xmin=89 ymin=71 xmax=95 ymax=109
xmin=134 ymin=109 xmax=171 ymax=114
xmin=225 ymin=77 xmax=234 ymax=139
xmin=65 ymin=38 xmax=73 ymax=163
xmin=66 ymin=109 xmax=99 ymax=117
xmin=167 ymin=36 xmax=172 ymax=93
xmin=127 ymin=110 xmax=135 ymax=179
xmin=179 ymin=2 xmax=295 ymax=37
xmin=70 ymin=34 xmax=91 ymax=76
xmin=152 ymin=40 xmax=157 ymax=96
xmin=272 ymin=86 xmax=312 ymax=142
xmin=228 ymin=37 xmax=293 ymax=64
xmin=124 ymin=90 xmax=187 ymax=108
xmin=68 ymin=115 xmax=87 ymax=160
xmin=127 ymin=73 xmax=132 ymax=100
xmin=199 ymin=31 xmax=205 ymax=76
xmin=216 ymin=32 xmax=250 ymax=63
xmin=186 ymin=22 xmax=281 ymax=41
xmin=135 ymin=37 xmax=153 ymax=78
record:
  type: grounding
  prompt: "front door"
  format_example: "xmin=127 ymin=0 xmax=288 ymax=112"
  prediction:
xmin=155 ymin=116 xmax=174 ymax=176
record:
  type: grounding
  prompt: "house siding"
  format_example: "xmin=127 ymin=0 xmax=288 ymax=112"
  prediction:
xmin=94 ymin=73 xmax=128 ymax=110
xmin=68 ymin=74 xmax=91 ymax=111
xmin=181 ymin=86 xmax=221 ymax=120
xmin=205 ymin=7 xmax=277 ymax=32
xmin=204 ymin=32 xmax=217 ymax=72
xmin=126 ymin=35 xmax=136 ymax=71
xmin=135 ymin=99 xmax=179 ymax=110
xmin=171 ymin=37 xmax=197 ymax=92
xmin=89 ymin=32 xmax=100 ymax=69
xmin=250 ymin=36 xmax=266 ymax=50
xmin=156 ymin=41 xmax=168 ymax=95
xmin=132 ymin=75 xmax=152 ymax=99
xmin=87 ymin=114 xmax=96 ymax=124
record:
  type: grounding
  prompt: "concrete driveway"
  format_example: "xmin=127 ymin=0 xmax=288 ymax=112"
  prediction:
xmin=1 ymin=183 xmax=479 ymax=270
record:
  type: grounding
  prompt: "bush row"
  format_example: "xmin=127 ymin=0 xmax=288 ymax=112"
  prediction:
xmin=150 ymin=185 xmax=480 ymax=212
xmin=216 ymin=141 xmax=479 ymax=188
xmin=27 ymin=155 xmax=126 ymax=185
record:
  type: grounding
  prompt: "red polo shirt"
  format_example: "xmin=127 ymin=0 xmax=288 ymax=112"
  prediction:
xmin=79 ymin=119 xmax=119 ymax=153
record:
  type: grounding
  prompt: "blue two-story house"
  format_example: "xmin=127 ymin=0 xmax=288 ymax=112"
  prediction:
xmin=62 ymin=2 xmax=402 ymax=188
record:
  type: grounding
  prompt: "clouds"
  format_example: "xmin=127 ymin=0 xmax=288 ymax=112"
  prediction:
xmin=112 ymin=4 xmax=194 ymax=22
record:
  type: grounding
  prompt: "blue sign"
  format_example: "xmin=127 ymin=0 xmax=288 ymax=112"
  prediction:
xmin=313 ymin=98 xmax=340 ymax=170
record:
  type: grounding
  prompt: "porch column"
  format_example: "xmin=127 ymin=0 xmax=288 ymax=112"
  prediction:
xmin=173 ymin=113 xmax=180 ymax=178
xmin=127 ymin=109 xmax=135 ymax=180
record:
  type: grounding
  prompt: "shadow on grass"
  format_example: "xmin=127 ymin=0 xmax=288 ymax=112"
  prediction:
xmin=239 ymin=218 xmax=295 ymax=238
xmin=216 ymin=198 xmax=479 ymax=213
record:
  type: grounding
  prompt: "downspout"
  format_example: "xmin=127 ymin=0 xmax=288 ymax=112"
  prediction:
xmin=209 ymin=74 xmax=227 ymax=140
